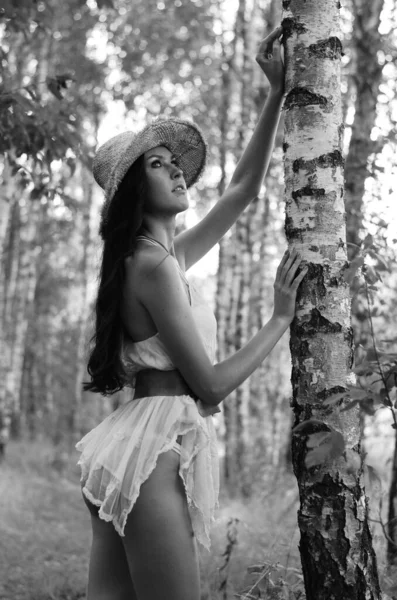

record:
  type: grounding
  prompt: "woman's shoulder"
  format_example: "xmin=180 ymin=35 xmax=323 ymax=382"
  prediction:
xmin=124 ymin=241 xmax=174 ymax=285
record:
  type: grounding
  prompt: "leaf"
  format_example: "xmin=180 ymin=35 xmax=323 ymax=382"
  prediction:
xmin=292 ymin=419 xmax=325 ymax=434
xmin=363 ymin=264 xmax=380 ymax=284
xmin=306 ymin=431 xmax=332 ymax=448
xmin=377 ymin=388 xmax=389 ymax=404
xmin=343 ymin=255 xmax=365 ymax=284
xmin=363 ymin=398 xmax=379 ymax=415
xmin=305 ymin=430 xmax=345 ymax=468
xmin=368 ymin=250 xmax=390 ymax=272
xmin=46 ymin=73 xmax=75 ymax=100
xmin=323 ymin=391 xmax=349 ymax=406
xmin=46 ymin=77 xmax=64 ymax=100
xmin=353 ymin=361 xmax=374 ymax=376
xmin=349 ymin=387 xmax=370 ymax=400
xmin=341 ymin=400 xmax=359 ymax=412
xmin=363 ymin=233 xmax=374 ymax=249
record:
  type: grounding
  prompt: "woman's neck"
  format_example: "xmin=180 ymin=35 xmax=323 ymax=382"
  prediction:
xmin=139 ymin=223 xmax=176 ymax=253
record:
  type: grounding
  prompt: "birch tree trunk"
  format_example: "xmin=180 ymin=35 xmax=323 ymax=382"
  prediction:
xmin=282 ymin=0 xmax=381 ymax=596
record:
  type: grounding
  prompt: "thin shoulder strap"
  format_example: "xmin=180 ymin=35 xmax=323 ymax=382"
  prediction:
xmin=135 ymin=235 xmax=192 ymax=305
xmin=136 ymin=234 xmax=171 ymax=255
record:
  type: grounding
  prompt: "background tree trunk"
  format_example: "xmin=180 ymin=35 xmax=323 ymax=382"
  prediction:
xmin=215 ymin=0 xmax=243 ymax=494
xmin=283 ymin=0 xmax=381 ymax=597
xmin=345 ymin=0 xmax=385 ymax=264
xmin=70 ymin=164 xmax=95 ymax=446
xmin=345 ymin=0 xmax=385 ymax=356
xmin=388 ymin=426 xmax=397 ymax=566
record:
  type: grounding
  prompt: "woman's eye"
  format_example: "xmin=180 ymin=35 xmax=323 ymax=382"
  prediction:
xmin=150 ymin=158 xmax=180 ymax=169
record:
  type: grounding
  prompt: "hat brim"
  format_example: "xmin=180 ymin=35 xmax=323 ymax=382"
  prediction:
xmin=105 ymin=118 xmax=207 ymax=202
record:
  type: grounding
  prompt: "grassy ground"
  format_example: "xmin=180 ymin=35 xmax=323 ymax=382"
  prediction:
xmin=0 ymin=437 xmax=395 ymax=600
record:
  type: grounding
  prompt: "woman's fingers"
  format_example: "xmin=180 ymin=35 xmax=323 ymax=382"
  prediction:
xmin=283 ymin=248 xmax=299 ymax=273
xmin=267 ymin=25 xmax=283 ymax=42
xmin=292 ymin=265 xmax=309 ymax=288
xmin=276 ymin=249 xmax=290 ymax=277
xmin=257 ymin=25 xmax=283 ymax=58
xmin=277 ymin=248 xmax=306 ymax=286
xmin=285 ymin=252 xmax=302 ymax=283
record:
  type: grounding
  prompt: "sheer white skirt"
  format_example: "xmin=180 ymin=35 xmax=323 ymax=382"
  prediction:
xmin=76 ymin=394 xmax=220 ymax=551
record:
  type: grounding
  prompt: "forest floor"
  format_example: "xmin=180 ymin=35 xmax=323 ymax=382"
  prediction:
xmin=0 ymin=437 xmax=396 ymax=600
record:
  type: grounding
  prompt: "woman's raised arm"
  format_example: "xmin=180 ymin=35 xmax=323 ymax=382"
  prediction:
xmin=176 ymin=26 xmax=286 ymax=271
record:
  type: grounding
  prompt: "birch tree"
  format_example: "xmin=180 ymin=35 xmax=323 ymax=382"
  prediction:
xmin=282 ymin=0 xmax=381 ymax=596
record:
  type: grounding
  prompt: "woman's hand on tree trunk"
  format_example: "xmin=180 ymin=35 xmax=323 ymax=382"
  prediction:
xmin=272 ymin=248 xmax=308 ymax=323
xmin=255 ymin=26 xmax=285 ymax=95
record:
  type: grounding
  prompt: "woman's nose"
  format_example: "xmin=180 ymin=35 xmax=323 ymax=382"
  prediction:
xmin=170 ymin=163 xmax=183 ymax=178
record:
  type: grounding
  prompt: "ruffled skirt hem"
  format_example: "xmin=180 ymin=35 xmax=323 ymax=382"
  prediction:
xmin=76 ymin=394 xmax=219 ymax=551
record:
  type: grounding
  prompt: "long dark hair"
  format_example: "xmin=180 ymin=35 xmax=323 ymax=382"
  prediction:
xmin=84 ymin=154 xmax=147 ymax=395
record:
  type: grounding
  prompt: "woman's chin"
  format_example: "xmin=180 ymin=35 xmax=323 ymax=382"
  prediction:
xmin=175 ymin=202 xmax=189 ymax=214
xmin=174 ymin=196 xmax=189 ymax=212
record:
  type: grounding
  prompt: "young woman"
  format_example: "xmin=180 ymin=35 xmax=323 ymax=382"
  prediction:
xmin=77 ymin=26 xmax=307 ymax=600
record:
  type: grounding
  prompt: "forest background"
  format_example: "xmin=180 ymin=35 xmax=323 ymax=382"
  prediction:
xmin=1 ymin=0 xmax=397 ymax=598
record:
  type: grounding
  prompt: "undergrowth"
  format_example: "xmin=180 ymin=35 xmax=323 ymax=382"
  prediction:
xmin=0 ymin=437 xmax=395 ymax=600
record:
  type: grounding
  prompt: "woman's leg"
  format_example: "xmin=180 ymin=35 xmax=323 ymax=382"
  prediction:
xmin=121 ymin=448 xmax=201 ymax=600
xmin=83 ymin=493 xmax=138 ymax=600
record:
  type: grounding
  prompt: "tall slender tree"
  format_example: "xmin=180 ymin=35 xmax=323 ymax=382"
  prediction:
xmin=215 ymin=0 xmax=245 ymax=495
xmin=345 ymin=0 xmax=385 ymax=263
xmin=282 ymin=0 xmax=381 ymax=596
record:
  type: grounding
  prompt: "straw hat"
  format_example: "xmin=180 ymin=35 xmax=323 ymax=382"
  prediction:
xmin=93 ymin=117 xmax=208 ymax=227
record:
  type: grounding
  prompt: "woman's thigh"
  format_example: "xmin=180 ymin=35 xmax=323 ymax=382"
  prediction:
xmin=121 ymin=448 xmax=200 ymax=600
xmin=85 ymin=507 xmax=138 ymax=600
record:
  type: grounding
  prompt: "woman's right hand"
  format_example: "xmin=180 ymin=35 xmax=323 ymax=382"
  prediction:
xmin=272 ymin=248 xmax=308 ymax=323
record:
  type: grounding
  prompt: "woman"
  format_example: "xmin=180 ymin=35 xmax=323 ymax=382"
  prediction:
xmin=77 ymin=26 xmax=307 ymax=600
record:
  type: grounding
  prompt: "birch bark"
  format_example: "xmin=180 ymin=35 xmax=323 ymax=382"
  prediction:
xmin=283 ymin=0 xmax=381 ymax=596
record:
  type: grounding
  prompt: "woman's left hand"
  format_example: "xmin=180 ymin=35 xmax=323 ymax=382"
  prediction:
xmin=255 ymin=26 xmax=285 ymax=94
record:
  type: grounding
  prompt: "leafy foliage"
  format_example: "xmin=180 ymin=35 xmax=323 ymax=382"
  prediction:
xmin=0 ymin=0 xmax=105 ymax=166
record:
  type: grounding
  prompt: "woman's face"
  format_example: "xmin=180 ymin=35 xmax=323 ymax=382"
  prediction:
xmin=143 ymin=146 xmax=188 ymax=215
